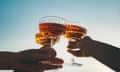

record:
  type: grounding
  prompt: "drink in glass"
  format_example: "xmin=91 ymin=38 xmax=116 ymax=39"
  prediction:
xmin=35 ymin=16 xmax=67 ymax=70
xmin=64 ymin=24 xmax=87 ymax=40
xmin=64 ymin=23 xmax=87 ymax=66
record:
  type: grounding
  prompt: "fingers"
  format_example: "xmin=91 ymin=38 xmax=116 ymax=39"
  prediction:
xmin=15 ymin=58 xmax=63 ymax=72
xmin=67 ymin=40 xmax=81 ymax=49
xmin=15 ymin=64 xmax=62 ymax=72
xmin=42 ymin=64 xmax=62 ymax=70
xmin=20 ymin=47 xmax=56 ymax=59
xmin=18 ymin=48 xmax=57 ymax=66
xmin=48 ymin=57 xmax=64 ymax=64
xmin=67 ymin=49 xmax=83 ymax=57
xmin=38 ymin=57 xmax=63 ymax=71
xmin=38 ymin=57 xmax=64 ymax=66
xmin=31 ymin=60 xmax=63 ymax=71
xmin=67 ymin=36 xmax=91 ymax=49
xmin=67 ymin=36 xmax=92 ymax=57
xmin=39 ymin=47 xmax=56 ymax=58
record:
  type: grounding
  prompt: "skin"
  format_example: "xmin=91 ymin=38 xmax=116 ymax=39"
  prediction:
xmin=0 ymin=46 xmax=64 ymax=72
xmin=67 ymin=36 xmax=120 ymax=72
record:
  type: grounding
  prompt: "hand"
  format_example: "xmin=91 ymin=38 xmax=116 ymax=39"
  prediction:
xmin=67 ymin=36 xmax=120 ymax=71
xmin=14 ymin=47 xmax=64 ymax=72
xmin=67 ymin=36 xmax=92 ymax=57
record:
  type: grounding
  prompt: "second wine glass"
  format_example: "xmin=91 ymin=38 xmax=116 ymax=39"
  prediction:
xmin=64 ymin=21 xmax=87 ymax=66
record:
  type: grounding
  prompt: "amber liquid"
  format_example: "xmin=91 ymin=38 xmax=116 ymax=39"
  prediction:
xmin=36 ymin=33 xmax=49 ymax=45
xmin=64 ymin=24 xmax=87 ymax=40
xmin=39 ymin=22 xmax=66 ymax=37
xmin=35 ymin=33 xmax=60 ymax=45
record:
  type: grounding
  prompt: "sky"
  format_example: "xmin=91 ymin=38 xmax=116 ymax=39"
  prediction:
xmin=0 ymin=0 xmax=120 ymax=72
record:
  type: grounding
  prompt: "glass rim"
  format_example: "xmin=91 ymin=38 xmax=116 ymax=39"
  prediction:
xmin=39 ymin=16 xmax=68 ymax=24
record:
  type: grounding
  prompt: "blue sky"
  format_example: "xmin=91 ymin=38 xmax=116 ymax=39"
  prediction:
xmin=0 ymin=0 xmax=120 ymax=72
xmin=0 ymin=0 xmax=120 ymax=50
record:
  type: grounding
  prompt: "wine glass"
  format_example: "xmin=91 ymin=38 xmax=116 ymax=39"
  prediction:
xmin=64 ymin=21 xmax=87 ymax=66
xmin=37 ymin=16 xmax=67 ymax=47
xmin=35 ymin=16 xmax=67 ymax=71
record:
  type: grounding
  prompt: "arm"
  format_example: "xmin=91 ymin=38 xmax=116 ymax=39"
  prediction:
xmin=87 ymin=39 xmax=120 ymax=71
xmin=67 ymin=36 xmax=120 ymax=71
xmin=0 ymin=52 xmax=17 ymax=69
xmin=0 ymin=48 xmax=63 ymax=72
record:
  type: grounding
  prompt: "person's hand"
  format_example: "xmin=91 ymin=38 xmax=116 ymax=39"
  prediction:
xmin=67 ymin=36 xmax=92 ymax=57
xmin=67 ymin=36 xmax=120 ymax=71
xmin=14 ymin=47 xmax=64 ymax=72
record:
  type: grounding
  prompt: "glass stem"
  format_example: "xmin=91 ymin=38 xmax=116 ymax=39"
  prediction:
xmin=50 ymin=37 xmax=54 ymax=48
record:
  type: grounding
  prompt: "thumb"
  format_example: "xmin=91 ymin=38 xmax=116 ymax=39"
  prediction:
xmin=39 ymin=47 xmax=56 ymax=58
xmin=67 ymin=49 xmax=83 ymax=57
